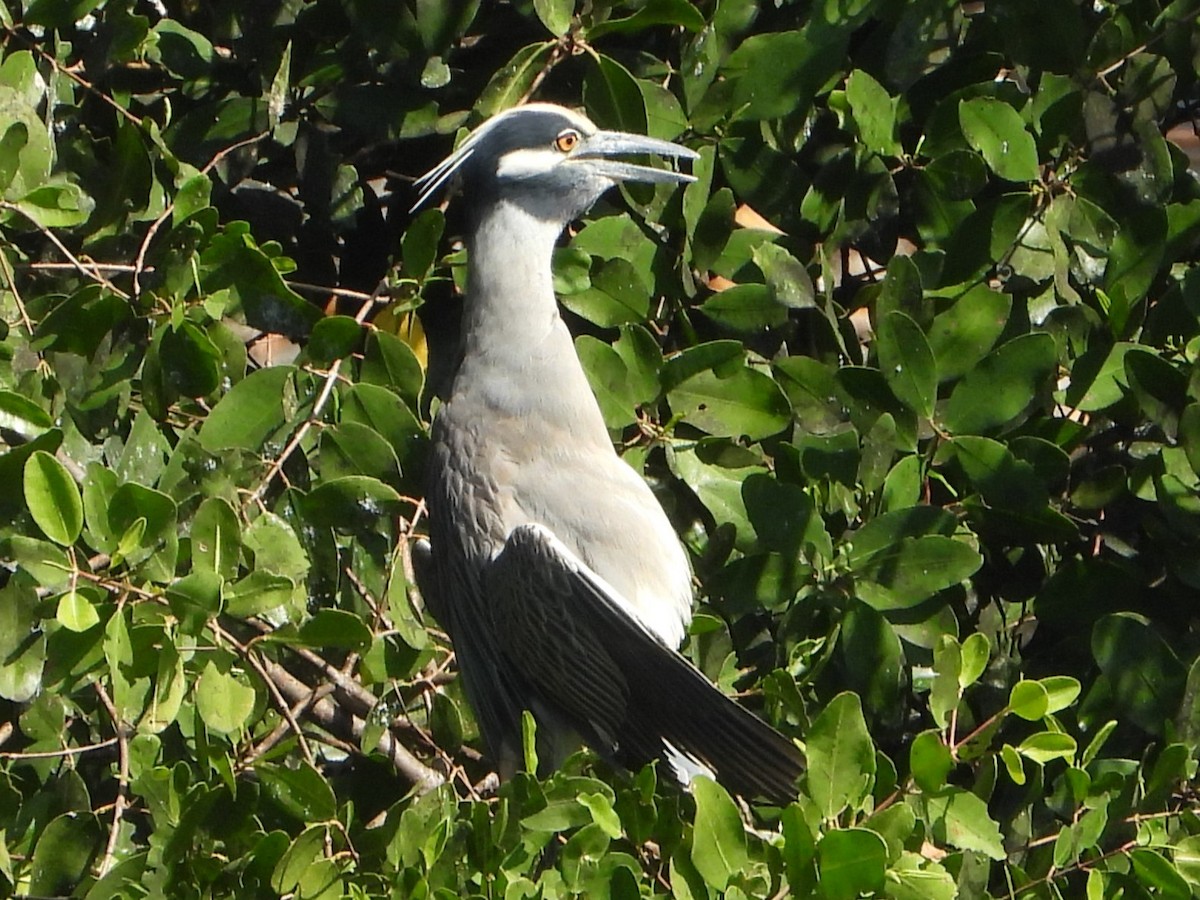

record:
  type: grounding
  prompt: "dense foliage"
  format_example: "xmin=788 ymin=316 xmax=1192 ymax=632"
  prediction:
xmin=2 ymin=0 xmax=1200 ymax=896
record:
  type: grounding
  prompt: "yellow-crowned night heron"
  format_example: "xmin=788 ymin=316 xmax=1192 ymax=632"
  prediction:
xmin=413 ymin=103 xmax=804 ymax=801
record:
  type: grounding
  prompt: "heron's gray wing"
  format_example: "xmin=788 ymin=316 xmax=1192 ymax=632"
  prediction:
xmin=487 ymin=523 xmax=805 ymax=803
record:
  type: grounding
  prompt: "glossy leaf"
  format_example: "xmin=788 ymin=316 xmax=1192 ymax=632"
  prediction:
xmin=817 ymin=828 xmax=887 ymax=900
xmin=876 ymin=311 xmax=936 ymax=419
xmin=23 ymin=450 xmax=82 ymax=546
xmin=942 ymin=333 xmax=1056 ymax=434
xmin=807 ymin=692 xmax=875 ymax=820
xmin=958 ymin=97 xmax=1040 ymax=182
xmin=690 ymin=777 xmax=747 ymax=890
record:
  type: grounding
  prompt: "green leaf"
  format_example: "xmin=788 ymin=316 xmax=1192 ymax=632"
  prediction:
xmin=910 ymin=730 xmax=953 ymax=792
xmin=1080 ymin=720 xmax=1117 ymax=767
xmin=23 ymin=450 xmax=83 ymax=546
xmin=1092 ymin=612 xmax=1187 ymax=734
xmin=959 ymin=633 xmax=990 ymax=688
xmin=477 ymin=42 xmax=556 ymax=117
xmin=521 ymin=799 xmax=590 ymax=834
xmin=846 ymin=69 xmax=899 ymax=156
xmin=225 ymin=571 xmax=296 ymax=618
xmin=1066 ymin=342 xmax=1137 ymax=411
xmin=166 ymin=570 xmax=223 ymax=635
xmin=1104 ymin=206 xmax=1167 ymax=310
xmin=577 ymin=792 xmax=622 ymax=840
xmin=942 ymin=333 xmax=1056 ymax=434
xmin=576 ymin=335 xmax=638 ymax=429
xmin=585 ymin=0 xmax=705 ymax=38
xmin=699 ymin=284 xmax=788 ymax=332
xmin=0 ymin=121 xmax=26 ymax=193
xmin=876 ymin=311 xmax=937 ymax=419
xmin=244 ymin=512 xmax=310 ymax=583
xmin=560 ymin=257 xmax=652 ymax=326
xmin=816 ymin=828 xmax=887 ymax=900
xmin=667 ymin=357 xmax=791 ymax=441
xmin=532 ymin=0 xmax=572 ymax=35
xmin=0 ymin=390 xmax=53 ymax=440
xmin=521 ymin=709 xmax=539 ymax=776
xmin=584 ymin=54 xmax=647 ymax=134
xmin=929 ymin=636 xmax=962 ymax=731
xmin=1009 ymin=679 xmax=1050 ymax=720
xmin=159 ymin=321 xmax=223 ymax=398
xmin=191 ymin=497 xmax=241 ymax=580
xmin=924 ymin=150 xmax=988 ymax=201
xmin=362 ymin=330 xmax=425 ymax=409
xmin=108 ymin=483 xmax=178 ymax=582
xmin=306 ymin=315 xmax=362 ymax=365
xmin=299 ymin=475 xmax=403 ymax=531
xmin=291 ymin=609 xmax=373 ymax=652
xmin=1130 ymin=848 xmax=1191 ymax=900
xmin=716 ymin=29 xmax=846 ymax=123
xmin=198 ymin=365 xmax=296 ymax=452
xmin=257 ymin=762 xmax=338 ymax=822
xmin=851 ymin=536 xmax=982 ymax=610
xmin=56 ymin=590 xmax=100 ymax=632
xmin=0 ymin=581 xmax=45 ymax=701
xmin=13 ymin=181 xmax=95 ymax=228
xmin=1017 ymin=731 xmax=1076 ymax=765
xmin=753 ymin=243 xmax=815 ymax=309
xmin=847 ymin=506 xmax=958 ymax=562
xmin=958 ymin=97 xmax=1040 ymax=182
xmin=885 ymin=851 xmax=958 ymax=900
xmin=690 ymin=776 xmax=747 ymax=891
xmin=1001 ymin=744 xmax=1025 ymax=785
xmin=401 ymin=208 xmax=445 ymax=283
xmin=926 ymin=286 xmax=1011 ymax=383
xmin=271 ymin=826 xmax=325 ymax=894
xmin=1040 ymin=675 xmax=1082 ymax=714
xmin=195 ymin=659 xmax=256 ymax=735
xmin=28 ymin=813 xmax=102 ymax=897
xmin=918 ymin=787 xmax=1005 ymax=860
xmin=807 ymin=692 xmax=876 ymax=820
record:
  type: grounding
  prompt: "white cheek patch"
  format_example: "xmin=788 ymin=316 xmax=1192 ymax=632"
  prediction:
xmin=497 ymin=147 xmax=564 ymax=180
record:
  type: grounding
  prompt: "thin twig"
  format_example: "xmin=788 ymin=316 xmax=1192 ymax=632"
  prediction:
xmin=21 ymin=261 xmax=146 ymax=274
xmin=518 ymin=39 xmax=569 ymax=105
xmin=132 ymin=131 xmax=269 ymax=301
xmin=0 ymin=201 xmax=130 ymax=299
xmin=0 ymin=736 xmax=119 ymax=760
xmin=210 ymin=621 xmax=318 ymax=767
xmin=288 ymin=281 xmax=390 ymax=304
xmin=93 ymin=682 xmax=130 ymax=879
xmin=0 ymin=245 xmax=34 ymax=334
xmin=243 ymin=288 xmax=381 ymax=508
xmin=3 ymin=27 xmax=144 ymax=127
xmin=244 ymin=681 xmax=336 ymax=765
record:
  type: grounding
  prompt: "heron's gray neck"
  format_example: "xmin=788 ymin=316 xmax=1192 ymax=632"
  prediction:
xmin=456 ymin=200 xmax=610 ymax=445
xmin=464 ymin=200 xmax=564 ymax=348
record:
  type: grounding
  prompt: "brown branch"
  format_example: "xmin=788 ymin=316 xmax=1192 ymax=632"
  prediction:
xmin=210 ymin=621 xmax=318 ymax=767
xmin=259 ymin=655 xmax=444 ymax=794
xmin=0 ymin=245 xmax=34 ymax=335
xmin=93 ymin=682 xmax=129 ymax=879
xmin=288 ymin=281 xmax=391 ymax=304
xmin=0 ymin=201 xmax=130 ymax=298
xmin=0 ymin=736 xmax=119 ymax=760
xmin=245 ymin=681 xmax=336 ymax=765
xmin=2 ymin=26 xmax=144 ymax=128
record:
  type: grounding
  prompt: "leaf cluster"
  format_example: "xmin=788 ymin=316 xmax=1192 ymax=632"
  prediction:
xmin=1 ymin=0 xmax=1200 ymax=897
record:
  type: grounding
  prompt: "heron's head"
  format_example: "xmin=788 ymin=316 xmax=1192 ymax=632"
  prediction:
xmin=412 ymin=103 xmax=697 ymax=226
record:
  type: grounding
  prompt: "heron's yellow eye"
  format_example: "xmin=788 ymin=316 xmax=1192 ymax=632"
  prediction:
xmin=554 ymin=130 xmax=580 ymax=153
